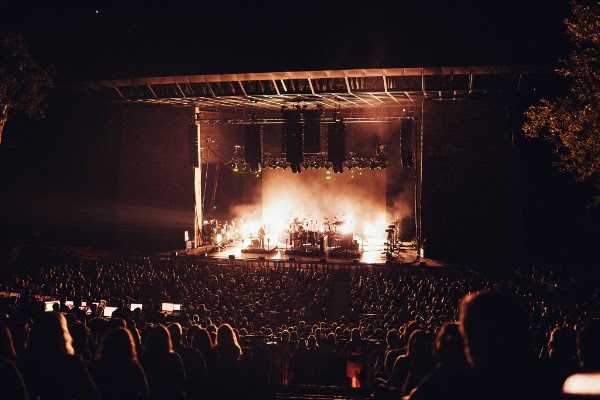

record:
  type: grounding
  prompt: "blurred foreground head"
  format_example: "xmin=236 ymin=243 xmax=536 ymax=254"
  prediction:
xmin=459 ymin=290 xmax=530 ymax=368
xmin=578 ymin=319 xmax=600 ymax=371
xmin=28 ymin=312 xmax=74 ymax=356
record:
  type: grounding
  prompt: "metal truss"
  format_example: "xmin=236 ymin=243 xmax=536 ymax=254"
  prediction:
xmin=227 ymin=151 xmax=389 ymax=174
xmin=87 ymin=66 xmax=548 ymax=112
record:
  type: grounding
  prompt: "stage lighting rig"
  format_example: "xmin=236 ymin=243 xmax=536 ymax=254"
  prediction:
xmin=226 ymin=110 xmax=388 ymax=173
xmin=228 ymin=151 xmax=387 ymax=173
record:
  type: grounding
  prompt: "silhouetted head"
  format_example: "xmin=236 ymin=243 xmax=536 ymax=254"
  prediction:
xmin=189 ymin=325 xmax=212 ymax=354
xmin=99 ymin=328 xmax=137 ymax=361
xmin=109 ymin=318 xmax=127 ymax=330
xmin=144 ymin=324 xmax=173 ymax=355
xmin=459 ymin=290 xmax=531 ymax=368
xmin=407 ymin=330 xmax=433 ymax=362
xmin=386 ymin=329 xmax=400 ymax=349
xmin=435 ymin=322 xmax=466 ymax=366
xmin=215 ymin=323 xmax=242 ymax=360
xmin=167 ymin=323 xmax=183 ymax=347
xmin=577 ymin=319 xmax=600 ymax=371
xmin=350 ymin=328 xmax=361 ymax=343
xmin=28 ymin=312 xmax=74 ymax=357
xmin=323 ymin=332 xmax=336 ymax=351
xmin=402 ymin=320 xmax=419 ymax=347
xmin=307 ymin=334 xmax=318 ymax=350
xmin=281 ymin=329 xmax=290 ymax=344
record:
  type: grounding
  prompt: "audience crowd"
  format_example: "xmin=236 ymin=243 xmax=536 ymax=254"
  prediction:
xmin=0 ymin=258 xmax=599 ymax=399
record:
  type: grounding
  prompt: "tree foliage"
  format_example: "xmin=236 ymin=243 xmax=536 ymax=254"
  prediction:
xmin=0 ymin=33 xmax=52 ymax=143
xmin=523 ymin=1 xmax=600 ymax=183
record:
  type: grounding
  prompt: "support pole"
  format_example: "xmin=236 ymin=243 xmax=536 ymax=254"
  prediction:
xmin=416 ymin=98 xmax=424 ymax=258
xmin=193 ymin=106 xmax=203 ymax=248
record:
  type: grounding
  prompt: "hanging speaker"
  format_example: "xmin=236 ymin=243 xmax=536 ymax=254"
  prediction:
xmin=282 ymin=108 xmax=304 ymax=173
xmin=303 ymin=108 xmax=322 ymax=154
xmin=244 ymin=124 xmax=263 ymax=172
xmin=188 ymin=124 xmax=199 ymax=168
xmin=400 ymin=118 xmax=414 ymax=168
xmin=327 ymin=116 xmax=346 ymax=172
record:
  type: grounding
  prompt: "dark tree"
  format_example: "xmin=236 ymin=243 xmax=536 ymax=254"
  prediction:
xmin=0 ymin=33 xmax=52 ymax=144
xmin=523 ymin=1 xmax=600 ymax=197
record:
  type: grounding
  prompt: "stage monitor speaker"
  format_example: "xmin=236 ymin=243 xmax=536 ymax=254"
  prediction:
xmin=188 ymin=124 xmax=199 ymax=168
xmin=400 ymin=118 xmax=414 ymax=168
xmin=282 ymin=108 xmax=304 ymax=173
xmin=244 ymin=124 xmax=263 ymax=171
xmin=303 ymin=108 xmax=322 ymax=154
xmin=327 ymin=118 xmax=346 ymax=172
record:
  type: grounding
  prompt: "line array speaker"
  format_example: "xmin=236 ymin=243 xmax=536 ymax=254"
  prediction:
xmin=400 ymin=118 xmax=414 ymax=168
xmin=282 ymin=108 xmax=304 ymax=173
xmin=327 ymin=116 xmax=346 ymax=173
xmin=303 ymin=108 xmax=322 ymax=154
xmin=244 ymin=124 xmax=263 ymax=172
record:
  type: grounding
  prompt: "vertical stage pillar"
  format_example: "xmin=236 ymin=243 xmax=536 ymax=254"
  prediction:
xmin=193 ymin=106 xmax=203 ymax=248
xmin=416 ymin=99 xmax=424 ymax=258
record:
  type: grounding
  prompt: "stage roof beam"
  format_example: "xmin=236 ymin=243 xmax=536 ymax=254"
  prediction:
xmin=307 ymin=78 xmax=339 ymax=108
xmin=146 ymin=84 xmax=158 ymax=98
xmin=113 ymin=86 xmax=126 ymax=100
xmin=345 ymin=76 xmax=371 ymax=105
xmin=272 ymin=79 xmax=281 ymax=96
xmin=88 ymin=65 xmax=548 ymax=111
xmin=368 ymin=93 xmax=384 ymax=103
xmin=331 ymin=93 xmax=359 ymax=106
xmin=92 ymin=65 xmax=543 ymax=87
xmin=382 ymin=75 xmax=400 ymax=103
xmin=175 ymin=82 xmax=186 ymax=98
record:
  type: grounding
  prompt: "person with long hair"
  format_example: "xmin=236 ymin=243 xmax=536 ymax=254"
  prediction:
xmin=214 ymin=323 xmax=243 ymax=364
xmin=168 ymin=323 xmax=207 ymax=400
xmin=189 ymin=325 xmax=214 ymax=365
xmin=141 ymin=324 xmax=186 ymax=400
xmin=93 ymin=328 xmax=149 ymax=400
xmin=20 ymin=312 xmax=99 ymax=400
xmin=211 ymin=323 xmax=245 ymax=393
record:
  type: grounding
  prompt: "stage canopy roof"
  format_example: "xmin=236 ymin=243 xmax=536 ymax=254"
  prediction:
xmin=87 ymin=65 xmax=551 ymax=112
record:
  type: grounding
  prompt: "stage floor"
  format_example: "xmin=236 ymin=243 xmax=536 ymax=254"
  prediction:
xmin=207 ymin=240 xmax=418 ymax=265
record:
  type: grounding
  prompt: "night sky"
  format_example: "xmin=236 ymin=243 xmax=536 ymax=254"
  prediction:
xmin=2 ymin=1 xmax=570 ymax=80
xmin=1 ymin=1 xmax=587 ymax=255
